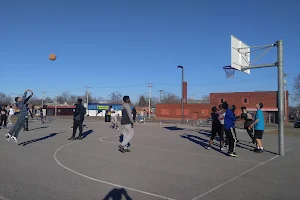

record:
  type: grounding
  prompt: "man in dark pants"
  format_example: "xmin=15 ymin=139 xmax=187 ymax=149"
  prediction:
xmin=223 ymin=102 xmax=238 ymax=157
xmin=132 ymin=107 xmax=137 ymax=122
xmin=5 ymin=89 xmax=33 ymax=143
xmin=23 ymin=104 xmax=33 ymax=131
xmin=68 ymin=98 xmax=86 ymax=140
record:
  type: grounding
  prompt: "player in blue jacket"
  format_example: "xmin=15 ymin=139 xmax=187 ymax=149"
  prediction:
xmin=223 ymin=102 xmax=238 ymax=157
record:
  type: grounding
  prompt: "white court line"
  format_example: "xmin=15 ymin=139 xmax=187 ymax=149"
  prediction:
xmin=191 ymin=143 xmax=300 ymax=200
xmin=0 ymin=195 xmax=10 ymax=200
xmin=53 ymin=142 xmax=176 ymax=200
xmin=100 ymin=135 xmax=262 ymax=164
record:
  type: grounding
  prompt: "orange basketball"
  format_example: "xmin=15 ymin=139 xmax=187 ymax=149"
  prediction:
xmin=49 ymin=54 xmax=56 ymax=61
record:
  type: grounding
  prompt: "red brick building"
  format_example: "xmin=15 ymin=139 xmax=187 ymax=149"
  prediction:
xmin=156 ymin=91 xmax=289 ymax=123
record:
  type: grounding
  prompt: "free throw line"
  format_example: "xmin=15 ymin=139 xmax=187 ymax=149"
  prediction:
xmin=53 ymin=141 xmax=176 ymax=200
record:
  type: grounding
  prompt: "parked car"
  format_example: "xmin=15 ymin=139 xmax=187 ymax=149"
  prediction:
xmin=294 ymin=121 xmax=300 ymax=128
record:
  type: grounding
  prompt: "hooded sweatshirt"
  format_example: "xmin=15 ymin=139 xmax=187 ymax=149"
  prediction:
xmin=17 ymin=91 xmax=33 ymax=116
xmin=224 ymin=109 xmax=236 ymax=130
xmin=121 ymin=103 xmax=134 ymax=125
xmin=73 ymin=103 xmax=86 ymax=122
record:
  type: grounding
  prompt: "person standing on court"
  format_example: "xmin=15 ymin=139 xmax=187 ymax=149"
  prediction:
xmin=1 ymin=106 xmax=8 ymax=128
xmin=5 ymin=89 xmax=34 ymax=143
xmin=119 ymin=96 xmax=134 ymax=153
xmin=206 ymin=106 xmax=225 ymax=151
xmin=23 ymin=104 xmax=33 ymax=131
xmin=240 ymin=107 xmax=255 ymax=144
xmin=132 ymin=107 xmax=137 ymax=123
xmin=223 ymin=102 xmax=238 ymax=157
xmin=68 ymin=98 xmax=86 ymax=140
xmin=231 ymin=105 xmax=239 ymax=143
xmin=218 ymin=104 xmax=226 ymax=146
xmin=248 ymin=103 xmax=265 ymax=153
xmin=7 ymin=105 xmax=15 ymax=126
xmin=110 ymin=105 xmax=119 ymax=130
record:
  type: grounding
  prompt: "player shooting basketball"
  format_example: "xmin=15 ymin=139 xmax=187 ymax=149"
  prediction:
xmin=5 ymin=89 xmax=34 ymax=143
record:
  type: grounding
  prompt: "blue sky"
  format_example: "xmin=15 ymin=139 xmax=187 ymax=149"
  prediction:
xmin=1 ymin=0 xmax=299 ymax=105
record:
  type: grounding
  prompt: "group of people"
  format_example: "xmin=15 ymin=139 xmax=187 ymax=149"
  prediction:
xmin=4 ymin=89 xmax=264 ymax=157
xmin=67 ymin=95 xmax=135 ymax=153
xmin=1 ymin=105 xmax=15 ymax=128
xmin=208 ymin=101 xmax=265 ymax=157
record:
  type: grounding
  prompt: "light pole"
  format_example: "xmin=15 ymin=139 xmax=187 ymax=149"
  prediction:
xmin=85 ymin=86 xmax=91 ymax=116
xmin=177 ymin=66 xmax=184 ymax=124
xmin=148 ymin=83 xmax=152 ymax=118
xmin=41 ymin=91 xmax=46 ymax=108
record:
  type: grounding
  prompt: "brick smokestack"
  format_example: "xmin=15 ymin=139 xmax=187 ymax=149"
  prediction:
xmin=183 ymin=82 xmax=187 ymax=104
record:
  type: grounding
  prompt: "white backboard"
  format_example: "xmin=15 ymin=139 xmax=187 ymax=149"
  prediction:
xmin=231 ymin=35 xmax=250 ymax=74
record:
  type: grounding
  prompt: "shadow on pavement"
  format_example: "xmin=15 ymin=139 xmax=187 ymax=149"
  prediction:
xmin=103 ymin=188 xmax=132 ymax=200
xmin=29 ymin=126 xmax=49 ymax=131
xmin=18 ymin=131 xmax=66 ymax=146
xmin=82 ymin=129 xmax=93 ymax=138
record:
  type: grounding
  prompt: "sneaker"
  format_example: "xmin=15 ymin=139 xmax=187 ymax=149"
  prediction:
xmin=206 ymin=146 xmax=211 ymax=150
xmin=228 ymin=152 xmax=238 ymax=157
xmin=76 ymin=136 xmax=83 ymax=140
xmin=5 ymin=133 xmax=11 ymax=141
xmin=68 ymin=137 xmax=76 ymax=140
xmin=221 ymin=147 xmax=226 ymax=151
xmin=118 ymin=145 xmax=125 ymax=153
xmin=255 ymin=149 xmax=264 ymax=153
xmin=253 ymin=148 xmax=259 ymax=152
xmin=11 ymin=136 xmax=18 ymax=143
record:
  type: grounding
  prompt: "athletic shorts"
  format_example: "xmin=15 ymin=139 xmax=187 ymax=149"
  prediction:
xmin=254 ymin=130 xmax=264 ymax=139
xmin=211 ymin=124 xmax=223 ymax=140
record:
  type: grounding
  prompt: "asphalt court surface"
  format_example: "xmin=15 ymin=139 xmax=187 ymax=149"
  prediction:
xmin=1 ymin=119 xmax=300 ymax=200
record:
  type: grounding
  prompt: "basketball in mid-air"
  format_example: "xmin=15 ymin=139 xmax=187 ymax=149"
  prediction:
xmin=49 ymin=54 xmax=56 ymax=61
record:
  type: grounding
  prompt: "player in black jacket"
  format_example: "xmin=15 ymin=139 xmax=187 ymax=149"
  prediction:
xmin=206 ymin=106 xmax=225 ymax=151
xmin=68 ymin=98 xmax=86 ymax=140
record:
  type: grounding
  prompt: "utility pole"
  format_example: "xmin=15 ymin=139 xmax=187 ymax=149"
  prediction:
xmin=158 ymin=90 xmax=164 ymax=102
xmin=55 ymin=96 xmax=57 ymax=117
xmin=284 ymin=73 xmax=288 ymax=124
xmin=177 ymin=66 xmax=184 ymax=124
xmin=85 ymin=86 xmax=91 ymax=116
xmin=41 ymin=91 xmax=46 ymax=107
xmin=148 ymin=83 xmax=152 ymax=118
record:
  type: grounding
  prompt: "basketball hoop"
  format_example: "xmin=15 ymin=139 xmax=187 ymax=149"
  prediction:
xmin=223 ymin=66 xmax=236 ymax=78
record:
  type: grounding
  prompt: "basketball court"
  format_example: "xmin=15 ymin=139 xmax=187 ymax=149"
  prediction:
xmin=0 ymin=118 xmax=299 ymax=200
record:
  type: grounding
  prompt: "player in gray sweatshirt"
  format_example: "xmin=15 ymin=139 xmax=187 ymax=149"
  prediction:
xmin=118 ymin=95 xmax=134 ymax=153
xmin=6 ymin=89 xmax=33 ymax=143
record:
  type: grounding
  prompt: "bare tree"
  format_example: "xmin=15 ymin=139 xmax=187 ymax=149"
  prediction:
xmin=138 ymin=95 xmax=147 ymax=107
xmin=200 ymin=94 xmax=210 ymax=104
xmin=44 ymin=97 xmax=54 ymax=103
xmin=293 ymin=74 xmax=300 ymax=102
xmin=27 ymin=96 xmax=42 ymax=105
xmin=109 ymin=92 xmax=123 ymax=104
xmin=160 ymin=92 xmax=180 ymax=104
xmin=0 ymin=93 xmax=11 ymax=105
xmin=57 ymin=92 xmax=72 ymax=104
xmin=94 ymin=96 xmax=105 ymax=103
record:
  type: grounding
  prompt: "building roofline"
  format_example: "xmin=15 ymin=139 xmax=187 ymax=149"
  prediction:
xmin=210 ymin=91 xmax=279 ymax=94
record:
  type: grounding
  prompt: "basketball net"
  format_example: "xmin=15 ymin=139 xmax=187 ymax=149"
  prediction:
xmin=223 ymin=66 xmax=236 ymax=78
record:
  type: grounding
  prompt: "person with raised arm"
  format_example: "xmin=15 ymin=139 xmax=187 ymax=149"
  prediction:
xmin=5 ymin=89 xmax=33 ymax=143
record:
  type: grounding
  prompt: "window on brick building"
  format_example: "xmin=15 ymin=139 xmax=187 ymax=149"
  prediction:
xmin=243 ymin=97 xmax=249 ymax=104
